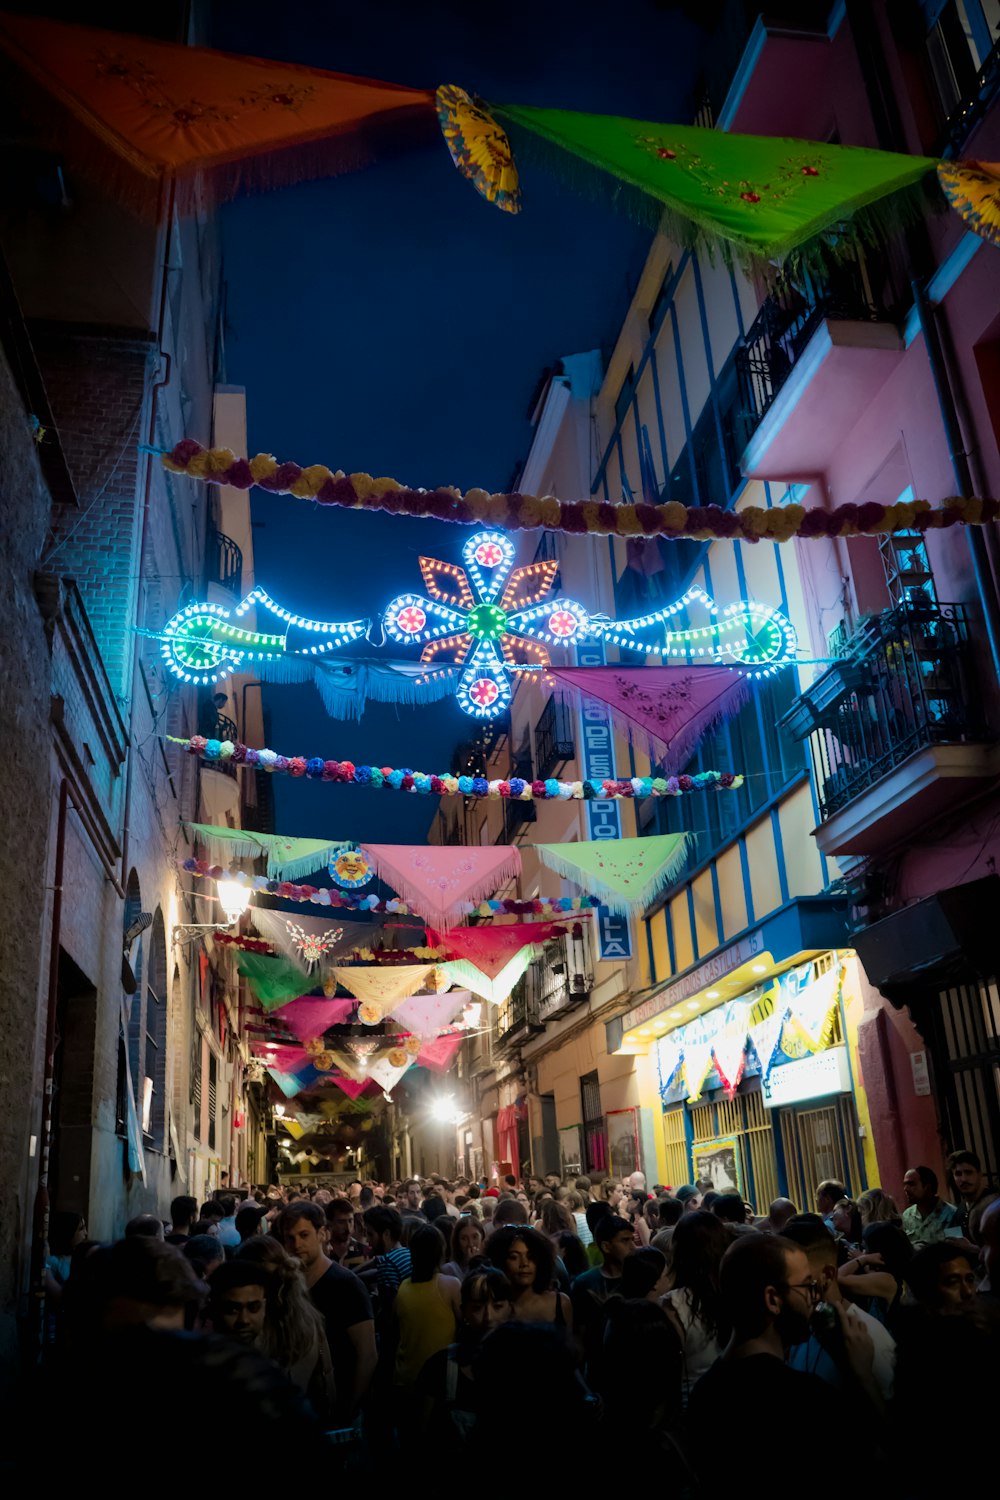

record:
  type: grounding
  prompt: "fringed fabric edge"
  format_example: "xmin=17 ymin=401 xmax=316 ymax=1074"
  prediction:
xmin=534 ymin=833 xmax=692 ymax=916
xmin=360 ymin=846 xmax=523 ymax=927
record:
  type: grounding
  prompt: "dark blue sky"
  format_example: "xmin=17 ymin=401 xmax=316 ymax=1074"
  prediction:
xmin=212 ymin=0 xmax=705 ymax=844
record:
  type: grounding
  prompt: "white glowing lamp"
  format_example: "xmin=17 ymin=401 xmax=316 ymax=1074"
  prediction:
xmin=217 ymin=879 xmax=251 ymax=925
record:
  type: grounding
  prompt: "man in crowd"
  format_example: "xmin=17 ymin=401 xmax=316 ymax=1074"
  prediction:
xmin=361 ymin=1205 xmax=412 ymax=1295
xmin=235 ymin=1203 xmax=265 ymax=1243
xmin=278 ymin=1200 xmax=376 ymax=1428
xmin=214 ymin=1194 xmax=241 ymax=1249
xmin=686 ymin=1235 xmax=878 ymax=1489
xmin=907 ymin=1242 xmax=979 ymax=1312
xmin=782 ymin=1218 xmax=896 ymax=1401
xmin=401 ymin=1179 xmax=424 ymax=1214
xmin=901 ymin=1166 xmax=962 ymax=1245
xmin=209 ymin=1261 xmax=268 ymax=1348
xmin=125 ymin=1213 xmax=164 ymax=1239
xmin=627 ymin=1170 xmax=648 ymax=1198
xmin=764 ymin=1197 xmax=797 ymax=1233
xmin=674 ymin=1183 xmax=702 ymax=1213
xmin=169 ymin=1195 xmax=198 ymax=1238
xmin=946 ymin=1149 xmax=999 ymax=1245
xmin=571 ymin=1212 xmax=635 ymax=1385
xmin=651 ymin=1195 xmax=684 ymax=1254
xmin=325 ymin=1196 xmax=367 ymax=1268
xmin=815 ymin=1179 xmax=847 ymax=1230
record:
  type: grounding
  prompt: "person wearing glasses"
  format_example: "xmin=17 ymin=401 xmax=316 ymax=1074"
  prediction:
xmin=684 ymin=1234 xmax=880 ymax=1489
xmin=782 ymin=1218 xmax=895 ymax=1403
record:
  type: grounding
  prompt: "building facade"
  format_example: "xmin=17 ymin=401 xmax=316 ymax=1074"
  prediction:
xmin=430 ymin=0 xmax=1000 ymax=1206
xmin=0 ymin=6 xmax=274 ymax=1376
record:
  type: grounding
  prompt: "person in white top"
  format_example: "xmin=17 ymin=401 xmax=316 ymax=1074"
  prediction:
xmin=660 ymin=1211 xmax=731 ymax=1404
xmin=782 ymin=1218 xmax=895 ymax=1403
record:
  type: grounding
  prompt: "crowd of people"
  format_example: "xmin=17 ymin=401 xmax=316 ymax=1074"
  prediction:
xmin=30 ymin=1149 xmax=998 ymax=1485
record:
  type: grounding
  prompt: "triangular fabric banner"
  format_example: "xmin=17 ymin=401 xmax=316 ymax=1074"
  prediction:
xmin=274 ymin=995 xmax=356 ymax=1044
xmin=391 ymin=990 xmax=472 ymax=1038
xmin=496 ymin=104 xmax=937 ymax=263
xmin=251 ymin=909 xmax=371 ymax=973
xmin=416 ymin=1033 xmax=465 ymax=1071
xmin=257 ymin=1043 xmax=311 ymax=1073
xmin=236 ymin=953 xmax=307 ymax=1010
xmin=331 ymin=964 xmax=435 ymax=1006
xmin=267 ymin=1066 xmax=307 ymax=1098
xmin=712 ymin=1015 xmax=749 ymax=1099
xmin=361 ymin=844 xmax=521 ymax=927
xmin=534 ymin=835 xmax=691 ymax=916
xmin=550 ymin=666 xmax=751 ymax=774
xmin=0 ymin=14 xmax=436 ymax=217
xmin=366 ymin=1053 xmax=414 ymax=1095
xmin=184 ymin=823 xmax=349 ymax=881
xmin=425 ymin=922 xmax=566 ymax=980
xmin=328 ymin=1074 xmax=372 ymax=1102
xmin=440 ymin=953 xmax=535 ymax=1006
xmin=748 ymin=1004 xmax=787 ymax=1083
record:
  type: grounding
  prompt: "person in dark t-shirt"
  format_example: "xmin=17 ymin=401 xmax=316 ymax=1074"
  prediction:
xmin=277 ymin=1202 xmax=375 ymax=1427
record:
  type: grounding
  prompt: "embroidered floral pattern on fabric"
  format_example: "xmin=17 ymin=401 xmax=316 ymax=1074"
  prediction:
xmin=635 ymin=135 xmax=824 ymax=211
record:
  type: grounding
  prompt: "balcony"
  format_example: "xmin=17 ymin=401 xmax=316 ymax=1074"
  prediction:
xmin=737 ymin=257 xmax=905 ymax=481
xmin=207 ymin=529 xmax=243 ymax=600
xmin=782 ymin=602 xmax=996 ymax=855
xmin=534 ymin=695 xmax=575 ymax=780
xmin=705 ymin=0 xmax=832 ymax=136
xmin=495 ymin=983 xmax=544 ymax=1051
xmin=206 ymin=714 xmax=239 ymax=780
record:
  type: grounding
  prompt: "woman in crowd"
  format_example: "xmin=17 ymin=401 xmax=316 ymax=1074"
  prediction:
xmin=660 ymin=1210 xmax=731 ymax=1403
xmin=831 ymin=1196 xmax=864 ymax=1253
xmin=858 ymin=1187 xmax=901 ymax=1228
xmin=486 ymin=1225 xmax=573 ymax=1332
xmin=838 ymin=1219 xmax=914 ymax=1328
xmin=538 ymin=1197 xmax=575 ymax=1245
xmin=564 ymin=1189 xmax=593 ymax=1248
xmin=235 ymin=1234 xmax=335 ymax=1421
xmin=416 ymin=1267 xmax=513 ymax=1449
xmin=556 ymin=1230 xmax=589 ymax=1281
xmin=620 ymin=1245 xmax=671 ymax=1302
xmin=442 ymin=1215 xmax=486 ymax=1280
xmin=393 ymin=1225 xmax=460 ymax=1401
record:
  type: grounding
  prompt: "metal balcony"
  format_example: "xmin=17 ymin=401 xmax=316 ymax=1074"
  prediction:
xmin=781 ymin=602 xmax=993 ymax=854
xmin=205 ymin=713 xmax=239 ymax=779
xmin=495 ymin=982 xmax=544 ymax=1050
xmin=209 ymin=529 xmax=243 ymax=598
xmin=534 ymin=695 xmax=575 ymax=780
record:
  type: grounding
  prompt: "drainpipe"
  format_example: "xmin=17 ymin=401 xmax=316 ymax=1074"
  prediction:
xmin=27 ymin=778 xmax=69 ymax=1359
xmin=910 ymin=278 xmax=1000 ymax=684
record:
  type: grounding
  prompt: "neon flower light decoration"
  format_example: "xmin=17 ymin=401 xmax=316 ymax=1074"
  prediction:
xmin=160 ymin=534 xmax=797 ymax=715
xmin=160 ymin=586 xmax=368 ymax=684
xmin=383 ymin=533 xmax=797 ymax=717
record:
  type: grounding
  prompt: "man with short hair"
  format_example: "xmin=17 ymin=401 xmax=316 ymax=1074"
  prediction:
xmin=783 ymin=1218 xmax=895 ymax=1401
xmin=674 ymin=1183 xmax=702 ymax=1213
xmin=235 ymin=1203 xmax=265 ymax=1243
xmin=361 ymin=1205 xmax=412 ymax=1294
xmin=278 ymin=1200 xmax=376 ymax=1427
xmin=325 ymin=1197 xmax=366 ymax=1267
xmin=543 ymin=1172 xmax=562 ymax=1193
xmin=627 ymin=1170 xmax=648 ymax=1198
xmin=946 ymin=1149 xmax=999 ymax=1245
xmin=209 ymin=1261 xmax=268 ymax=1347
xmin=651 ymin=1195 xmax=685 ymax=1255
xmin=686 ymin=1235 xmax=876 ymax=1488
xmin=901 ymin=1166 xmax=962 ymax=1246
xmin=213 ymin=1194 xmax=241 ymax=1249
xmin=436 ymin=1180 xmax=461 ymax=1220
xmin=492 ymin=1197 xmax=529 ymax=1229
xmin=907 ymin=1242 xmax=979 ymax=1312
xmin=401 ymin=1179 xmax=424 ymax=1214
xmin=571 ymin=1213 xmax=635 ymax=1389
xmin=169 ymin=1196 xmax=198 ymax=1237
xmin=765 ymin=1197 xmax=798 ymax=1233
xmin=815 ymin=1179 xmax=847 ymax=1230
xmin=124 ymin=1214 xmax=164 ymax=1240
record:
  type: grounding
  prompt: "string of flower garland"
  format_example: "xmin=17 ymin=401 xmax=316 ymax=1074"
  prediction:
xmin=169 ymin=735 xmax=743 ymax=800
xmin=160 ymin=441 xmax=1000 ymax=543
xmin=182 ymin=859 xmax=600 ymax=914
xmin=212 ymin=933 xmax=276 ymax=955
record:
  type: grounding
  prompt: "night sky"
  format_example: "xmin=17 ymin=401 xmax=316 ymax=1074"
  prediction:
xmin=211 ymin=0 xmax=706 ymax=844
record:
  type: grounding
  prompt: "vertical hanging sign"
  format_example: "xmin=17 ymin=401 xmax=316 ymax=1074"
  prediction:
xmin=575 ymin=639 xmax=633 ymax=961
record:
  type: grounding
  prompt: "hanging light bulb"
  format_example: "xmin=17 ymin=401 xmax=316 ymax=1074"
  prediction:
xmin=217 ymin=879 xmax=251 ymax=925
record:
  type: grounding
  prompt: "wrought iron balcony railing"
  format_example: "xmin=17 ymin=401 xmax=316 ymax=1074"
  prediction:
xmin=735 ymin=257 xmax=891 ymax=444
xmin=205 ymin=713 xmax=239 ymax=779
xmin=534 ymin=695 xmax=575 ymax=780
xmin=209 ymin=529 xmax=243 ymax=598
xmin=781 ymin=601 xmax=983 ymax=821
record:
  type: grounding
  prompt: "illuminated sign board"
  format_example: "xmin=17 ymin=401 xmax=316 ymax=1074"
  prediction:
xmin=762 ymin=1045 xmax=851 ymax=1109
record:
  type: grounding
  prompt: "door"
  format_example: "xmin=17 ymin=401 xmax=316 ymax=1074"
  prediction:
xmin=540 ymin=1093 xmax=559 ymax=1176
xmin=779 ymin=1093 xmax=864 ymax=1209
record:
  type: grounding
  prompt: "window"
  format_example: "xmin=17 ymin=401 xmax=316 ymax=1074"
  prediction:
xmin=142 ymin=912 xmax=167 ymax=1150
xmin=580 ymin=1070 xmax=608 ymax=1174
xmin=208 ymin=1052 xmax=218 ymax=1152
xmin=534 ymin=695 xmax=575 ymax=779
xmin=924 ymin=0 xmax=999 ymax=119
xmin=192 ymin=1031 xmax=202 ymax=1143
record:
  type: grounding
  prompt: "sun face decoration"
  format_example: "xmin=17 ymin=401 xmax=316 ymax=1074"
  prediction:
xmin=285 ymin=921 xmax=344 ymax=965
xmin=329 ymin=846 xmax=373 ymax=890
xmin=383 ymin=531 xmax=592 ymax=718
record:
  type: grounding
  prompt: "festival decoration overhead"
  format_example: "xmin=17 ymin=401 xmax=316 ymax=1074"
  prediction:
xmin=427 ymin=921 xmax=571 ymax=1005
xmin=359 ymin=842 xmax=521 ymax=926
xmin=382 ymin=536 xmax=793 ymax=715
xmin=391 ymin=989 xmax=474 ymax=1038
xmin=184 ymin=822 xmax=350 ymax=881
xmin=329 ymin=846 xmax=373 ymax=889
xmin=236 ymin=953 xmax=309 ymax=1011
xmin=182 ymin=858 xmax=597 ymax=915
xmin=162 ymin=443 xmax=1000 ymax=543
xmin=0 ymin=13 xmax=438 ymax=216
xmin=436 ymin=85 xmax=519 ymax=212
xmin=172 ymin=738 xmax=743 ymax=800
xmin=270 ymin=996 xmax=356 ymax=1044
xmin=549 ymin=661 xmax=753 ymax=769
xmin=414 ymin=1033 xmax=465 ymax=1072
xmin=534 ymin=834 xmax=692 ymax=916
xmin=331 ymin=965 xmax=436 ymax=1007
xmin=936 ymin=160 xmax=1000 ymax=247
xmin=249 ymin=909 xmax=371 ymax=972
xmin=496 ymin=105 xmax=937 ymax=263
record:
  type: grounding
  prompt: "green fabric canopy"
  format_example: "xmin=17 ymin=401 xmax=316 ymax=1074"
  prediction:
xmin=236 ymin=953 xmax=308 ymax=1010
xmin=185 ymin=823 xmax=349 ymax=881
xmin=534 ymin=833 xmax=691 ymax=916
xmin=495 ymin=105 xmax=937 ymax=262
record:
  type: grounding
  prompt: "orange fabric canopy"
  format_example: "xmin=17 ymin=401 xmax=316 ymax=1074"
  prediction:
xmin=0 ymin=12 xmax=435 ymax=214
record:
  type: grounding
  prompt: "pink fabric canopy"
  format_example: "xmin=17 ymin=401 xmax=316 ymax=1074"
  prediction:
xmin=416 ymin=1033 xmax=464 ymax=1071
xmin=361 ymin=843 xmax=521 ymax=926
xmin=392 ymin=989 xmax=472 ymax=1037
xmin=425 ymin=921 xmax=566 ymax=980
xmin=276 ymin=995 xmax=355 ymax=1043
xmin=550 ymin=665 xmax=750 ymax=773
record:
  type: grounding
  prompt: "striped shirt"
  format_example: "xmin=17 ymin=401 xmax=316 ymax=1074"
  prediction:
xmin=374 ymin=1245 xmax=412 ymax=1292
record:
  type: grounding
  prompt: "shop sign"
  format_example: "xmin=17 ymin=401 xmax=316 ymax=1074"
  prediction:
xmin=622 ymin=929 xmax=765 ymax=1033
xmin=576 ymin=638 xmax=632 ymax=962
xmin=762 ymin=1045 xmax=851 ymax=1109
